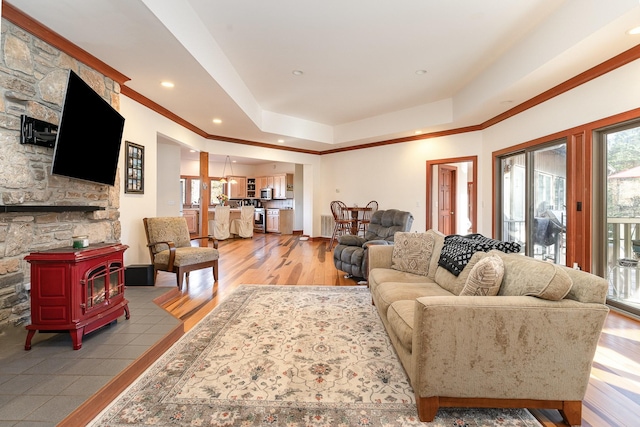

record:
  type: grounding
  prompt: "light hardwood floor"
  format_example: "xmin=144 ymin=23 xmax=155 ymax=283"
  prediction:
xmin=150 ymin=233 xmax=640 ymax=426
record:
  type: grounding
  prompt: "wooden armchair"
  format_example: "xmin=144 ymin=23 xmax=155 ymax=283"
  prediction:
xmin=143 ymin=217 xmax=219 ymax=287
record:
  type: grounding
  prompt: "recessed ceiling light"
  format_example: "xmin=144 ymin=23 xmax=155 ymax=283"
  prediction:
xmin=414 ymin=130 xmax=423 ymax=135
xmin=627 ymin=26 xmax=640 ymax=35
xmin=277 ymin=139 xmax=284 ymax=143
xmin=415 ymin=69 xmax=427 ymax=75
xmin=292 ymin=70 xmax=304 ymax=76
xmin=161 ymin=81 xmax=174 ymax=88
xmin=212 ymin=118 xmax=222 ymax=124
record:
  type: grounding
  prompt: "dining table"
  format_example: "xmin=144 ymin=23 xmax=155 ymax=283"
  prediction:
xmin=345 ymin=206 xmax=372 ymax=235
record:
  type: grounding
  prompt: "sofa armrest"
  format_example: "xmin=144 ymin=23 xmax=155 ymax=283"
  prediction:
xmin=363 ymin=239 xmax=391 ymax=249
xmin=368 ymin=244 xmax=395 ymax=271
xmin=411 ymin=295 xmax=609 ymax=401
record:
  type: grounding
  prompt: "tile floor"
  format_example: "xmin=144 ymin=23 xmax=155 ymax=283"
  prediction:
xmin=0 ymin=286 xmax=180 ymax=427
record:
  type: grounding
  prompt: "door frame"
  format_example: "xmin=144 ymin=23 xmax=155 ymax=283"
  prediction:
xmin=437 ymin=164 xmax=457 ymax=235
xmin=426 ymin=156 xmax=477 ymax=233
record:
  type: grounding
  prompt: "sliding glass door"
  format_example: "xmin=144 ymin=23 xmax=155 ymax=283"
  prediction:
xmin=596 ymin=122 xmax=640 ymax=314
xmin=498 ymin=140 xmax=567 ymax=264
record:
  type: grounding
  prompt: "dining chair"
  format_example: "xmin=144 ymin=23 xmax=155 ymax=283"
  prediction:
xmin=143 ymin=217 xmax=219 ymax=288
xmin=358 ymin=200 xmax=379 ymax=236
xmin=230 ymin=205 xmax=255 ymax=238
xmin=210 ymin=205 xmax=231 ymax=240
xmin=329 ymin=200 xmax=354 ymax=251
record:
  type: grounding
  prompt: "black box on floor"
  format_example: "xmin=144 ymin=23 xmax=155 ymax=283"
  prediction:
xmin=125 ymin=264 xmax=154 ymax=286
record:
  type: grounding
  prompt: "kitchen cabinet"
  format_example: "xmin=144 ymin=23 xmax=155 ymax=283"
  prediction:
xmin=266 ymin=209 xmax=294 ymax=234
xmin=273 ymin=173 xmax=294 ymax=199
xmin=183 ymin=209 xmax=199 ymax=234
xmin=266 ymin=209 xmax=279 ymax=233
xmin=258 ymin=176 xmax=274 ymax=190
xmin=247 ymin=177 xmax=256 ymax=198
xmin=226 ymin=176 xmax=247 ymax=198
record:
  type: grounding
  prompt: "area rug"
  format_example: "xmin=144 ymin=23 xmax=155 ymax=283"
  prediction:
xmin=89 ymin=285 xmax=542 ymax=427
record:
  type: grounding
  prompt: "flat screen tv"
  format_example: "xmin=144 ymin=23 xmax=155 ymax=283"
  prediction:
xmin=51 ymin=70 xmax=125 ymax=186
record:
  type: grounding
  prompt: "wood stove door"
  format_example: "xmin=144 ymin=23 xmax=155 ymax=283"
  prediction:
xmin=82 ymin=261 xmax=124 ymax=316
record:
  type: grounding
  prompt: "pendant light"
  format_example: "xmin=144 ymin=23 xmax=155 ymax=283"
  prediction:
xmin=219 ymin=156 xmax=237 ymax=184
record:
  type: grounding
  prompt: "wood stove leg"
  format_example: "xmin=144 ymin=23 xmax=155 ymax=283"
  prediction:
xmin=24 ymin=329 xmax=36 ymax=350
xmin=70 ymin=328 xmax=84 ymax=350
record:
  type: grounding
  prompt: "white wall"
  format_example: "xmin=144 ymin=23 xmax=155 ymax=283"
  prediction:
xmin=480 ymin=59 xmax=640 ymax=232
xmin=320 ymin=132 xmax=484 ymax=233
xmin=156 ymin=141 xmax=181 ymax=216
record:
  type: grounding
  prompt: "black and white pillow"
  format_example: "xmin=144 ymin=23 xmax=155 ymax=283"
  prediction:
xmin=437 ymin=235 xmax=477 ymax=276
xmin=438 ymin=234 xmax=521 ymax=276
xmin=464 ymin=234 xmax=521 ymax=254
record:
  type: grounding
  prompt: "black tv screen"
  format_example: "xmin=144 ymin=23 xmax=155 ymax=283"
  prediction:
xmin=51 ymin=70 xmax=125 ymax=186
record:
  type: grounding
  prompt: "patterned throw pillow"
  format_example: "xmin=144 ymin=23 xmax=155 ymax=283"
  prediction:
xmin=391 ymin=232 xmax=434 ymax=276
xmin=459 ymin=255 xmax=505 ymax=296
xmin=438 ymin=234 xmax=521 ymax=276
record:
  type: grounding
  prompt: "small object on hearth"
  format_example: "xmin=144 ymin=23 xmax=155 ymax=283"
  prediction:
xmin=618 ymin=258 xmax=638 ymax=267
xmin=72 ymin=235 xmax=89 ymax=249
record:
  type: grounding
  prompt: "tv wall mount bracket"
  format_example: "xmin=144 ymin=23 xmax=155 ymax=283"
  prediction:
xmin=20 ymin=115 xmax=58 ymax=148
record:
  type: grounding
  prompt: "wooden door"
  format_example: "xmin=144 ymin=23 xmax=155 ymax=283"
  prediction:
xmin=438 ymin=165 xmax=456 ymax=235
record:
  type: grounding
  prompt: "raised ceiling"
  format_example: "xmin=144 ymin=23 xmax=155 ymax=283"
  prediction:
xmin=6 ymin=0 xmax=640 ymax=154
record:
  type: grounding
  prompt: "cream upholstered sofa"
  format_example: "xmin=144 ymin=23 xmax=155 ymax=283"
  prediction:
xmin=367 ymin=230 xmax=609 ymax=426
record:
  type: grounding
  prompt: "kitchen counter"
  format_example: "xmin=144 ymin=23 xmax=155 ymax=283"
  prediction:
xmin=208 ymin=208 xmax=242 ymax=221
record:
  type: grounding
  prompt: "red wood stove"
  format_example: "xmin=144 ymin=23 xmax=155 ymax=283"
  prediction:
xmin=24 ymin=243 xmax=129 ymax=350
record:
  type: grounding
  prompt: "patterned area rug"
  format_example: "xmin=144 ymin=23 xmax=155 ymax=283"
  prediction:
xmin=89 ymin=285 xmax=542 ymax=427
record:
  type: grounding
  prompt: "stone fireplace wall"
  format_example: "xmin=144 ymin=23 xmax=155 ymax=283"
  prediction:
xmin=0 ymin=19 xmax=122 ymax=328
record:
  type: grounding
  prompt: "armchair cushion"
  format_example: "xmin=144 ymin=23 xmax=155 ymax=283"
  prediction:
xmin=145 ymin=216 xmax=192 ymax=250
xmin=154 ymin=246 xmax=219 ymax=267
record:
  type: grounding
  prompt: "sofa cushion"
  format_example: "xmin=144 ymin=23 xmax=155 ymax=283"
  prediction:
xmin=459 ymin=254 xmax=504 ymax=296
xmin=427 ymin=230 xmax=446 ymax=279
xmin=490 ymin=250 xmax=573 ymax=300
xmin=373 ymin=281 xmax=455 ymax=317
xmin=391 ymin=232 xmax=434 ymax=276
xmin=369 ymin=267 xmax=432 ymax=288
xmin=387 ymin=300 xmax=415 ymax=352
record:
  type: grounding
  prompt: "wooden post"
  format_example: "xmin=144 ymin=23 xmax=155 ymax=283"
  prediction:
xmin=199 ymin=152 xmax=209 ymax=245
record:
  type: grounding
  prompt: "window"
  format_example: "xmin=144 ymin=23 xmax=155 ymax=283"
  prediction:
xmin=180 ymin=175 xmax=225 ymax=207
xmin=210 ymin=179 xmax=224 ymax=205
xmin=594 ymin=121 xmax=640 ymax=315
xmin=497 ymin=140 xmax=567 ymax=264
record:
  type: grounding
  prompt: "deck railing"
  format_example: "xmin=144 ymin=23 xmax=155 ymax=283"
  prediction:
xmin=607 ymin=219 xmax=640 ymax=306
